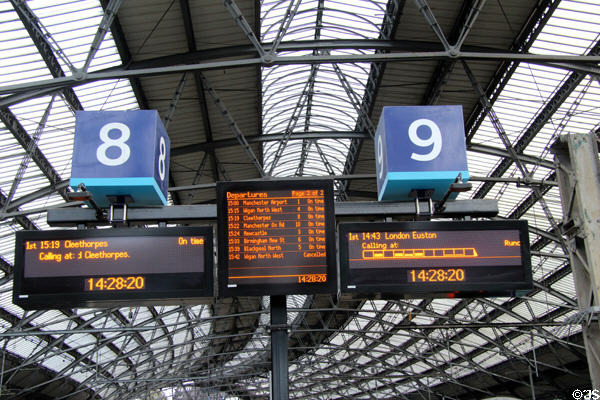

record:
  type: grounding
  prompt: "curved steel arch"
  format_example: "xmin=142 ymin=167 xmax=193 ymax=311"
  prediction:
xmin=0 ymin=0 xmax=598 ymax=398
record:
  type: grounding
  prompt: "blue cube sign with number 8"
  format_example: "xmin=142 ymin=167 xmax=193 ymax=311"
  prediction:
xmin=375 ymin=105 xmax=469 ymax=201
xmin=70 ymin=110 xmax=170 ymax=207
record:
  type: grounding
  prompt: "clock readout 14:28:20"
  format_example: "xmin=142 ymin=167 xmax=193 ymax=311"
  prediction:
xmin=85 ymin=276 xmax=145 ymax=291
xmin=408 ymin=268 xmax=465 ymax=283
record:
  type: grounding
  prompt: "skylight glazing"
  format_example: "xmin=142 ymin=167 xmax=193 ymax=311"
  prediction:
xmin=0 ymin=0 xmax=139 ymax=268
xmin=0 ymin=0 xmax=142 ymax=394
xmin=261 ymin=0 xmax=387 ymax=177
xmin=467 ymin=0 xmax=599 ymax=273
xmin=0 ymin=0 xmax=597 ymax=397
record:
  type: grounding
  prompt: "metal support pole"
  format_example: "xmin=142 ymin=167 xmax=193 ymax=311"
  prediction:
xmin=270 ymin=295 xmax=288 ymax=399
xmin=552 ymin=133 xmax=600 ymax=389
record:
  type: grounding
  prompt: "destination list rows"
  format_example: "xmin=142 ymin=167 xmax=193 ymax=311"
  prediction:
xmin=226 ymin=194 xmax=326 ymax=262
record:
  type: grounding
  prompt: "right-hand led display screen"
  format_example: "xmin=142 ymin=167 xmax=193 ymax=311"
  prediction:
xmin=339 ymin=220 xmax=532 ymax=298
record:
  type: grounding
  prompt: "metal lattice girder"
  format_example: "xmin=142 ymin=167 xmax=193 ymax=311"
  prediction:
xmin=224 ymin=0 xmax=266 ymax=58
xmin=191 ymin=153 xmax=209 ymax=186
xmin=462 ymin=60 xmax=530 ymax=178
xmin=506 ymin=172 xmax=556 ymax=221
xmin=293 ymin=264 xmax=580 ymax=397
xmin=267 ymin=67 xmax=316 ymax=175
xmin=2 ymin=3 xmax=76 ymax=207
xmin=82 ymin=0 xmax=123 ymax=73
xmin=265 ymin=0 xmax=303 ymax=58
xmin=0 ymin=349 xmax=95 ymax=398
xmin=0 ymin=108 xmax=64 ymax=195
xmin=194 ymin=71 xmax=227 ymax=181
xmin=0 ymin=309 xmax=118 ymax=397
xmin=0 ymin=1 xmax=598 ymax=398
xmin=59 ymin=310 xmax=201 ymax=398
xmin=295 ymin=328 xmax=585 ymax=399
xmin=203 ymin=297 xmax=263 ymax=381
xmin=468 ymin=143 xmax=555 ymax=170
xmin=465 ymin=0 xmax=562 ymax=141
xmin=2 ymin=309 xmax=137 ymax=375
xmin=337 ymin=309 xmax=572 ymax=398
xmin=421 ymin=0 xmax=487 ymax=105
xmin=162 ymin=73 xmax=188 ymax=130
xmin=332 ymin=63 xmax=374 ymax=137
xmin=462 ymin=59 xmax=566 ymax=251
xmin=179 ymin=0 xmax=225 ymax=182
xmin=99 ymin=0 xmax=183 ymax=208
xmin=0 ymin=256 xmax=12 ymax=276
xmin=292 ymin=305 xmax=540 ymax=397
xmin=10 ymin=0 xmax=83 ymax=112
xmin=532 ymin=281 xmax=578 ymax=309
xmin=295 ymin=0 xmax=325 ymax=177
xmin=339 ymin=0 xmax=405 ymax=197
xmin=312 ymin=142 xmax=337 ymax=176
xmin=99 ymin=0 xmax=149 ymax=109
xmin=197 ymin=74 xmax=265 ymax=177
xmin=413 ymin=0 xmax=453 ymax=52
xmin=117 ymin=38 xmax=600 ymax=72
xmin=172 ymin=131 xmax=369 ymax=157
xmin=0 ymin=187 xmax=39 ymax=231
xmin=10 ymin=1 xmax=75 ymax=73
xmin=1 ymin=306 xmax=576 ymax=396
xmin=472 ymin=37 xmax=600 ymax=200
xmin=3 ymin=47 xmax=600 ymax=101
xmin=192 ymin=296 xmax=366 ymax=395
xmin=1 ymin=96 xmax=56 ymax=216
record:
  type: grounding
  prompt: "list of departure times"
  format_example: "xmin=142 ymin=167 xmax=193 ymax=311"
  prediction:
xmin=226 ymin=189 xmax=326 ymax=282
xmin=217 ymin=181 xmax=336 ymax=296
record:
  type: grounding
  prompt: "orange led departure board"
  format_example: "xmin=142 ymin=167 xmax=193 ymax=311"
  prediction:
xmin=13 ymin=227 xmax=214 ymax=309
xmin=339 ymin=220 xmax=532 ymax=298
xmin=217 ymin=180 xmax=336 ymax=296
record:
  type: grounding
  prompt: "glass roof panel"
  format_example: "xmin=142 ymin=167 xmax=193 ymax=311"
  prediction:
xmin=0 ymin=0 xmax=147 ymax=387
xmin=261 ymin=0 xmax=387 ymax=177
xmin=0 ymin=0 xmax=597 ymax=398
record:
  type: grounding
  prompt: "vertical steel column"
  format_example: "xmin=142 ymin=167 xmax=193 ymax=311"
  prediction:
xmin=553 ymin=133 xmax=600 ymax=389
xmin=270 ymin=295 xmax=288 ymax=399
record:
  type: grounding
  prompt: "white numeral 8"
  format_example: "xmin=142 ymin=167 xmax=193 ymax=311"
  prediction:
xmin=408 ymin=118 xmax=442 ymax=162
xmin=97 ymin=122 xmax=131 ymax=166
xmin=158 ymin=136 xmax=167 ymax=181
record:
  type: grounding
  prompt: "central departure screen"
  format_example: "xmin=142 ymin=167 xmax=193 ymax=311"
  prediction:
xmin=13 ymin=227 xmax=214 ymax=309
xmin=339 ymin=220 xmax=532 ymax=298
xmin=217 ymin=180 xmax=336 ymax=296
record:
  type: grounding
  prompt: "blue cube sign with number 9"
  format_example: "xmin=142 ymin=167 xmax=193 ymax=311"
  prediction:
xmin=375 ymin=105 xmax=469 ymax=201
xmin=70 ymin=110 xmax=170 ymax=207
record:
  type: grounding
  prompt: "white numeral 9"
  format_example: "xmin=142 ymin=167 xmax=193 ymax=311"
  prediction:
xmin=408 ymin=118 xmax=442 ymax=162
xmin=376 ymin=135 xmax=384 ymax=179
xmin=97 ymin=122 xmax=131 ymax=166
xmin=158 ymin=136 xmax=166 ymax=181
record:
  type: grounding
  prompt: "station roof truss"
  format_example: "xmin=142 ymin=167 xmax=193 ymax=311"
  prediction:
xmin=0 ymin=0 xmax=599 ymax=398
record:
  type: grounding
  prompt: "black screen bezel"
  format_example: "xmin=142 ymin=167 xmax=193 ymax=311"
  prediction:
xmin=217 ymin=180 xmax=337 ymax=297
xmin=13 ymin=226 xmax=214 ymax=309
xmin=339 ymin=220 xmax=532 ymax=298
